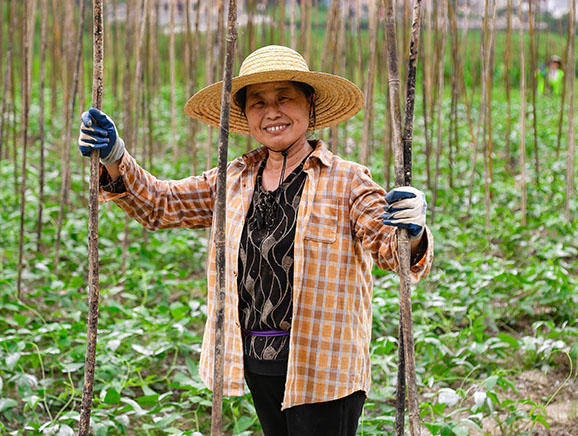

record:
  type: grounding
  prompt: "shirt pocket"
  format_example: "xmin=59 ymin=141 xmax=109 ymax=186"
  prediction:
xmin=304 ymin=200 xmax=338 ymax=244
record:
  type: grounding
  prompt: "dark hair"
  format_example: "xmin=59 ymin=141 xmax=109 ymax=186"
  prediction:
xmin=234 ymin=81 xmax=317 ymax=130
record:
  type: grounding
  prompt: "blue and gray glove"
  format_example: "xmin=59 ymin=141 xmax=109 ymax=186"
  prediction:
xmin=78 ymin=108 xmax=125 ymax=165
xmin=382 ymin=187 xmax=427 ymax=240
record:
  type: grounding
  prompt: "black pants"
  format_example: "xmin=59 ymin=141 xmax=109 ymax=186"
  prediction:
xmin=244 ymin=371 xmax=366 ymax=436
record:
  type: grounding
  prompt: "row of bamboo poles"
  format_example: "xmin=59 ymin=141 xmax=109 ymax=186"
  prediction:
xmin=1 ymin=0 xmax=576 ymax=299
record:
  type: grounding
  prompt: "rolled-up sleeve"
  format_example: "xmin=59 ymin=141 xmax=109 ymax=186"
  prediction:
xmin=98 ymin=151 xmax=216 ymax=230
xmin=349 ymin=164 xmax=433 ymax=284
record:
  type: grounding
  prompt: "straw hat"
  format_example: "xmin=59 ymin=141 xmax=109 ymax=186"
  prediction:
xmin=184 ymin=45 xmax=364 ymax=135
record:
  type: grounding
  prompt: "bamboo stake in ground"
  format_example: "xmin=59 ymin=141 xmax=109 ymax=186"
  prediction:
xmin=395 ymin=1 xmax=423 ymax=432
xmin=528 ymin=0 xmax=540 ymax=188
xmin=54 ymin=0 xmax=86 ymax=272
xmin=564 ymin=0 xmax=575 ymax=220
xmin=36 ymin=0 xmax=49 ymax=252
xmin=16 ymin=0 xmax=36 ymax=298
xmin=504 ymin=0 xmax=513 ymax=171
xmin=429 ymin=0 xmax=447 ymax=226
xmin=289 ymin=0 xmax=297 ymax=49
xmin=360 ymin=0 xmax=378 ymax=165
xmin=169 ymin=0 xmax=177 ymax=165
xmin=78 ymin=1 xmax=103 ymax=434
xmin=481 ymin=0 xmax=497 ymax=231
xmin=383 ymin=1 xmax=422 ymax=434
xmin=518 ymin=0 xmax=527 ymax=226
xmin=0 ymin=0 xmax=14 ymax=164
xmin=211 ymin=0 xmax=237 ymax=434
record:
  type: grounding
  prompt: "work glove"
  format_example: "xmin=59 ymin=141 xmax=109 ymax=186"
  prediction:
xmin=78 ymin=108 xmax=125 ymax=165
xmin=382 ymin=186 xmax=427 ymax=240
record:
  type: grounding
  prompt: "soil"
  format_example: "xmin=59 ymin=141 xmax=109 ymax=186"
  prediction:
xmin=466 ymin=369 xmax=578 ymax=436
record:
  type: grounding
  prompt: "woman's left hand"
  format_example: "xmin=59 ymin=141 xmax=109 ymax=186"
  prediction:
xmin=382 ymin=187 xmax=427 ymax=240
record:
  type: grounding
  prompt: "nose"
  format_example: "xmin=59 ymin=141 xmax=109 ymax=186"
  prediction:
xmin=264 ymin=101 xmax=282 ymax=119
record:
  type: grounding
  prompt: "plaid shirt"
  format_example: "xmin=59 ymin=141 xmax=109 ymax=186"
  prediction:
xmin=99 ymin=140 xmax=434 ymax=409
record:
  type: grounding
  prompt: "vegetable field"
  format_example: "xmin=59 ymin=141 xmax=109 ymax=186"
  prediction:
xmin=0 ymin=0 xmax=576 ymax=435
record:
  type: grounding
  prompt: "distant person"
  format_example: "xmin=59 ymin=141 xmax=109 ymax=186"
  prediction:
xmin=77 ymin=45 xmax=433 ymax=436
xmin=536 ymin=55 xmax=564 ymax=96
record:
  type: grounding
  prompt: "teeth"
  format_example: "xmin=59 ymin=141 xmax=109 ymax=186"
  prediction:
xmin=266 ymin=125 xmax=287 ymax=132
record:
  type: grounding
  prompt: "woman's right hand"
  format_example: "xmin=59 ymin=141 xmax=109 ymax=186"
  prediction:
xmin=78 ymin=108 xmax=125 ymax=165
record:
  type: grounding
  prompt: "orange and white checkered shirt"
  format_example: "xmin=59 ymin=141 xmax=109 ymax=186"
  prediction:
xmin=100 ymin=140 xmax=434 ymax=410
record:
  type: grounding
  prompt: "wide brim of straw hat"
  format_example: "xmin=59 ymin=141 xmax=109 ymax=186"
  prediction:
xmin=184 ymin=46 xmax=364 ymax=135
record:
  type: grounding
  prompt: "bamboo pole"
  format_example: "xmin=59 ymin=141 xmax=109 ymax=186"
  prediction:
xmin=304 ymin=0 xmax=312 ymax=64
xmin=519 ymin=0 xmax=527 ymax=226
xmin=120 ymin=0 xmax=135 ymax=281
xmin=279 ymin=0 xmax=286 ymax=45
xmin=9 ymin=1 xmax=17 ymax=190
xmin=0 ymin=0 xmax=14 ymax=163
xmin=187 ymin=0 xmax=201 ymax=174
xmin=132 ymin=0 xmax=149 ymax=160
xmin=328 ymin=0 xmax=343 ymax=151
xmin=54 ymin=0 xmax=86 ymax=272
xmin=169 ymin=0 xmax=177 ymax=165
xmin=16 ymin=0 xmax=36 ymax=298
xmin=447 ymin=0 xmax=460 ymax=190
xmin=147 ymin=0 xmax=159 ymax=165
xmin=383 ymin=1 xmax=423 ymax=434
xmin=481 ymin=0 xmax=497 ymax=231
xmin=528 ymin=0 xmax=540 ymax=187
xmin=36 ymin=0 xmax=49 ymax=252
xmin=564 ymin=0 xmax=575 ymax=220
xmin=419 ymin=28 xmax=432 ymax=190
xmin=211 ymin=3 xmax=238 ymax=435
xmin=111 ymin=0 xmax=119 ymax=101
xmin=78 ymin=1 xmax=103 ymax=434
xmin=395 ymin=1 xmax=423 ymax=433
xmin=504 ymin=0 xmax=513 ymax=171
xmin=555 ymin=5 xmax=572 ymax=159
xmin=206 ymin=0 xmax=216 ymax=171
xmin=429 ymin=0 xmax=446 ymax=226
xmin=360 ymin=0 xmax=378 ymax=165
xmin=290 ymin=0 xmax=297 ymax=49
xmin=259 ymin=0 xmax=267 ymax=47
xmin=217 ymin=0 xmax=225 ymax=78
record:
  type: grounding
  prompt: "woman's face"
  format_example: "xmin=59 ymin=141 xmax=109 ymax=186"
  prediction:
xmin=244 ymin=81 xmax=311 ymax=151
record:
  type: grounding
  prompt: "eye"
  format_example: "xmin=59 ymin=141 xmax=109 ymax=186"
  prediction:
xmin=251 ymin=100 xmax=264 ymax=108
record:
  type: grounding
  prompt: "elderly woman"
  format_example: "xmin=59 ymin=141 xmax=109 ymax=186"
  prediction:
xmin=78 ymin=45 xmax=433 ymax=436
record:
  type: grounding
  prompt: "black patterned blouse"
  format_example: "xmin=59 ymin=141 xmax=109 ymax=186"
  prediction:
xmin=237 ymin=155 xmax=309 ymax=375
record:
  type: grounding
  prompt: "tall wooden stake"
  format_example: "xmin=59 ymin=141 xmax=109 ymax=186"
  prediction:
xmin=360 ymin=0 xmax=378 ymax=164
xmin=54 ymin=0 xmax=86 ymax=272
xmin=37 ymin=0 xmax=49 ymax=252
xmin=211 ymin=0 xmax=237 ymax=434
xmin=519 ymin=0 xmax=527 ymax=226
xmin=78 ymin=1 xmax=103 ymax=434
xmin=429 ymin=0 xmax=447 ymax=226
xmin=564 ymin=0 xmax=576 ymax=220
xmin=17 ymin=0 xmax=36 ymax=298
xmin=383 ymin=1 xmax=423 ymax=435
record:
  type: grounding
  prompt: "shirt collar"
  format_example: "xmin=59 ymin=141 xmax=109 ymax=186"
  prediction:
xmin=307 ymin=140 xmax=333 ymax=168
xmin=239 ymin=139 xmax=333 ymax=169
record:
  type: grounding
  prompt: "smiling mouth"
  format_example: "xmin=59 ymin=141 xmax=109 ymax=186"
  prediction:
xmin=264 ymin=124 xmax=290 ymax=133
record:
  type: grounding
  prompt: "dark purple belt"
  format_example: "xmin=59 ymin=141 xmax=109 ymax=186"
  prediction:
xmin=242 ymin=328 xmax=290 ymax=337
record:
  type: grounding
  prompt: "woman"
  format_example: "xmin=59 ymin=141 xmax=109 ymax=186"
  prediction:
xmin=536 ymin=55 xmax=564 ymax=96
xmin=79 ymin=45 xmax=433 ymax=436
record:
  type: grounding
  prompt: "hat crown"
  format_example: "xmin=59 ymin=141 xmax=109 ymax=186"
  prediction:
xmin=239 ymin=45 xmax=310 ymax=77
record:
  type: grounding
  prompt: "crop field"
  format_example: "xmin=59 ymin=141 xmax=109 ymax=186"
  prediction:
xmin=0 ymin=0 xmax=576 ymax=435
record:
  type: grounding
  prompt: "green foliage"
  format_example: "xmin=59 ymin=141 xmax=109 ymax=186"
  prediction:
xmin=1 ymin=5 xmax=576 ymax=434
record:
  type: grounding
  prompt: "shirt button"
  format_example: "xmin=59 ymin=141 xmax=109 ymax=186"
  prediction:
xmin=233 ymin=270 xmax=238 ymax=277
